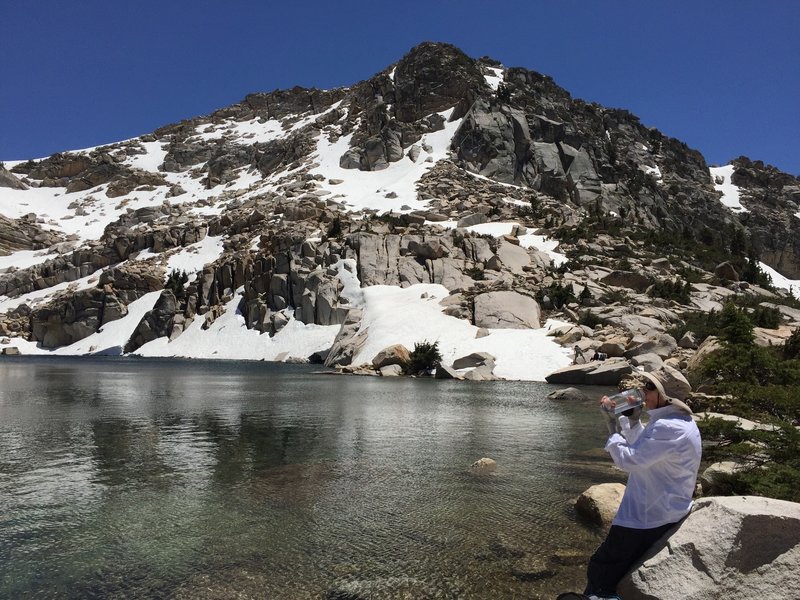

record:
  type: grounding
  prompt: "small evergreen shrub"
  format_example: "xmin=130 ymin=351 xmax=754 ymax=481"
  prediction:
xmin=537 ymin=282 xmax=576 ymax=309
xmin=327 ymin=216 xmax=343 ymax=238
xmin=165 ymin=269 xmax=189 ymax=300
xmin=648 ymin=277 xmax=691 ymax=304
xmin=783 ymin=328 xmax=800 ymax=359
xmin=403 ymin=341 xmax=442 ymax=375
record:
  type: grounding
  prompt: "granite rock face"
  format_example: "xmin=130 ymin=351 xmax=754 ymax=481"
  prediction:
xmin=619 ymin=496 xmax=800 ymax=600
xmin=731 ymin=156 xmax=800 ymax=279
xmin=1 ymin=40 xmax=798 ymax=392
xmin=473 ymin=291 xmax=540 ymax=329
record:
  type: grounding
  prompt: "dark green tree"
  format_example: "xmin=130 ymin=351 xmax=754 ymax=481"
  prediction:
xmin=718 ymin=302 xmax=755 ymax=346
xmin=403 ymin=340 xmax=442 ymax=375
xmin=165 ymin=269 xmax=189 ymax=300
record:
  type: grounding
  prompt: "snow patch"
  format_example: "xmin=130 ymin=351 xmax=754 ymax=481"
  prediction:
xmin=710 ymin=165 xmax=748 ymax=213
xmin=759 ymin=262 xmax=800 ymax=299
xmin=484 ymin=67 xmax=504 ymax=91
xmin=308 ymin=107 xmax=462 ymax=214
xmin=643 ymin=165 xmax=662 ymax=179
xmin=350 ymin=283 xmax=572 ymax=381
xmin=133 ymin=289 xmax=338 ymax=361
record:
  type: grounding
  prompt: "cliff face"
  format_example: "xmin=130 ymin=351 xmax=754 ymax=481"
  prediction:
xmin=0 ymin=42 xmax=797 ymax=369
xmin=730 ymin=156 xmax=800 ymax=278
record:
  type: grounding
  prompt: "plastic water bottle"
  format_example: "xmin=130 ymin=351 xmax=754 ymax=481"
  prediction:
xmin=608 ymin=388 xmax=645 ymax=414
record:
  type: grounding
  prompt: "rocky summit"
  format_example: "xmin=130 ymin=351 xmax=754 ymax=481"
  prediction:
xmin=0 ymin=41 xmax=798 ymax=380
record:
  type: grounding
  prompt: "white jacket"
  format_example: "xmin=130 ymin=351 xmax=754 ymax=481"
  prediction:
xmin=605 ymin=404 xmax=702 ymax=529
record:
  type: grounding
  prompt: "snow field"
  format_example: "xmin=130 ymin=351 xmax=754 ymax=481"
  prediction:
xmin=350 ymin=282 xmax=571 ymax=380
xmin=710 ymin=165 xmax=748 ymax=213
xmin=309 ymin=108 xmax=462 ymax=215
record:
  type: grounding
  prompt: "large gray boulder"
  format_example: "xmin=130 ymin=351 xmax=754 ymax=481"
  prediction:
xmin=624 ymin=333 xmax=677 ymax=359
xmin=324 ymin=309 xmax=367 ymax=368
xmin=493 ymin=240 xmax=531 ymax=274
xmin=452 ymin=351 xmax=495 ymax=369
xmin=545 ymin=358 xmax=633 ymax=386
xmin=619 ymin=496 xmax=800 ymax=600
xmin=0 ymin=166 xmax=29 ymax=190
xmin=463 ymin=364 xmax=497 ymax=381
xmin=371 ymin=344 xmax=411 ymax=370
xmin=575 ymin=483 xmax=625 ymax=527
xmin=473 ymin=291 xmax=540 ymax=329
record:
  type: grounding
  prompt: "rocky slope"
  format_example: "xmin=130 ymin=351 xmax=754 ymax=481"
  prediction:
xmin=1 ymin=41 xmax=798 ymax=381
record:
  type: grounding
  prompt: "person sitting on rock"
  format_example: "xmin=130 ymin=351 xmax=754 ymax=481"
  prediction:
xmin=583 ymin=371 xmax=701 ymax=600
xmin=591 ymin=351 xmax=607 ymax=361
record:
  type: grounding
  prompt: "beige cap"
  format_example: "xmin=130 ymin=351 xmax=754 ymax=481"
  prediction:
xmin=640 ymin=371 xmax=693 ymax=415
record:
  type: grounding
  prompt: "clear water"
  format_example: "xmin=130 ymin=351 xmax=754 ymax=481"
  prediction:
xmin=0 ymin=357 xmax=622 ymax=599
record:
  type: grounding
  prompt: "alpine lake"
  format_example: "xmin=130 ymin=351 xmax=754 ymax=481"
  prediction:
xmin=0 ymin=356 xmax=622 ymax=599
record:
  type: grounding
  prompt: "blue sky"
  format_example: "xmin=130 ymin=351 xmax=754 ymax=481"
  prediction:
xmin=2 ymin=1 xmax=798 ymax=175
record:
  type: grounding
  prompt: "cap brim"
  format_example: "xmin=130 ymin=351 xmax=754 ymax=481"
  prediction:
xmin=640 ymin=371 xmax=668 ymax=400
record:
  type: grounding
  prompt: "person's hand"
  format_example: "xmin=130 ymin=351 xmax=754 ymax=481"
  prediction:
xmin=599 ymin=395 xmax=615 ymax=410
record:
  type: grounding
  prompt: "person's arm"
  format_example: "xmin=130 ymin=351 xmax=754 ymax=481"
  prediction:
xmin=618 ymin=415 xmax=644 ymax=443
xmin=605 ymin=422 xmax=676 ymax=472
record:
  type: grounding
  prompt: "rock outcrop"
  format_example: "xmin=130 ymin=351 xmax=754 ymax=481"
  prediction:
xmin=545 ymin=358 xmax=633 ymax=386
xmin=473 ymin=291 xmax=540 ymax=329
xmin=619 ymin=496 xmax=800 ymax=600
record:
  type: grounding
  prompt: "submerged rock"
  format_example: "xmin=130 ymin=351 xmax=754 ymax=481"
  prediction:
xmin=469 ymin=457 xmax=497 ymax=474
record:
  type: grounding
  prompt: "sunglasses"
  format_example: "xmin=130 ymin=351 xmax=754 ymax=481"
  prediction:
xmin=644 ymin=381 xmax=657 ymax=391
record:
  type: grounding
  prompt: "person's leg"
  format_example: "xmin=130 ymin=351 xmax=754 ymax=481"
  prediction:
xmin=585 ymin=523 xmax=674 ymax=596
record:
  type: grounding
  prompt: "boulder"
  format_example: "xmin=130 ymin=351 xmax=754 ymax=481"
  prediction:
xmin=753 ymin=324 xmax=794 ymax=348
xmin=371 ymin=344 xmax=411 ymax=370
xmin=575 ymin=483 xmax=625 ymax=527
xmin=596 ymin=338 xmax=627 ymax=358
xmin=629 ymin=352 xmax=664 ymax=371
xmin=324 ymin=309 xmax=367 ymax=367
xmin=434 ymin=364 xmax=463 ymax=380
xmin=407 ymin=239 xmax=450 ymax=260
xmin=600 ymin=270 xmax=652 ymax=292
xmin=546 ymin=387 xmax=589 ymax=402
xmin=0 ymin=167 xmax=29 ymax=190
xmin=452 ymin=351 xmax=495 ymax=369
xmin=686 ymin=335 xmax=722 ymax=372
xmin=619 ymin=496 xmax=800 ymax=600
xmin=714 ymin=261 xmax=740 ymax=281
xmin=457 ymin=212 xmax=488 ymax=228
xmin=473 ymin=291 xmax=540 ymax=329
xmin=379 ymin=364 xmax=403 ymax=377
xmin=495 ymin=240 xmax=530 ymax=274
xmin=545 ymin=358 xmax=633 ymax=386
xmin=624 ymin=333 xmax=677 ymax=359
xmin=469 ymin=457 xmax=497 ymax=474
xmin=657 ymin=364 xmax=692 ymax=400
xmin=678 ymin=331 xmax=700 ymax=349
xmin=463 ymin=364 xmax=497 ymax=381
xmin=556 ymin=326 xmax=584 ymax=345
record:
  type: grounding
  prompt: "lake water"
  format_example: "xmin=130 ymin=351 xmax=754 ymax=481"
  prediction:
xmin=0 ymin=357 xmax=622 ymax=599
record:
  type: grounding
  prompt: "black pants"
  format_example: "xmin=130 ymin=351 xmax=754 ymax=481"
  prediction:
xmin=585 ymin=522 xmax=676 ymax=596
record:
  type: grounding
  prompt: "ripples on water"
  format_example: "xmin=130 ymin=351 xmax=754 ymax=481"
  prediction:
xmin=0 ymin=357 xmax=620 ymax=599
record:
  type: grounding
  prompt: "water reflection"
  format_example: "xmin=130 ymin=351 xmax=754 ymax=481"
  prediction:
xmin=0 ymin=357 xmax=618 ymax=598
